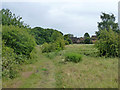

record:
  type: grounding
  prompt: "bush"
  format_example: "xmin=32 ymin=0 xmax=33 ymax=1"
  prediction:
xmin=55 ymin=38 xmax=65 ymax=50
xmin=2 ymin=44 xmax=18 ymax=79
xmin=42 ymin=43 xmax=54 ymax=53
xmin=95 ymin=28 xmax=118 ymax=57
xmin=2 ymin=25 xmax=36 ymax=56
xmin=42 ymin=38 xmax=65 ymax=53
xmin=64 ymin=40 xmax=69 ymax=45
xmin=65 ymin=53 xmax=82 ymax=63
xmin=2 ymin=25 xmax=37 ymax=79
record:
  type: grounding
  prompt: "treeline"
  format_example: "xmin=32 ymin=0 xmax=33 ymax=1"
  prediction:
xmin=1 ymin=9 xmax=72 ymax=79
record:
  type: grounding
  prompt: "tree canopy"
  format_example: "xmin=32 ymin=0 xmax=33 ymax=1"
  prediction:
xmin=84 ymin=32 xmax=91 ymax=44
xmin=1 ymin=8 xmax=29 ymax=28
xmin=96 ymin=13 xmax=119 ymax=37
xmin=30 ymin=27 xmax=64 ymax=45
xmin=64 ymin=34 xmax=73 ymax=44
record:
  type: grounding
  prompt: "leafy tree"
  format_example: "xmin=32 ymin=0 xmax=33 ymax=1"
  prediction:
xmin=51 ymin=31 xmax=64 ymax=42
xmin=84 ymin=32 xmax=90 ymax=38
xmin=1 ymin=8 xmax=29 ymax=28
xmin=31 ymin=27 xmax=64 ymax=45
xmin=64 ymin=34 xmax=72 ymax=44
xmin=84 ymin=32 xmax=91 ymax=44
xmin=66 ymin=34 xmax=74 ymax=38
xmin=95 ymin=28 xmax=118 ymax=57
xmin=96 ymin=13 xmax=119 ymax=37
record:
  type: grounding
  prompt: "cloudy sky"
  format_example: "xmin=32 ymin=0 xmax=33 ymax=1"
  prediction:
xmin=2 ymin=0 xmax=119 ymax=37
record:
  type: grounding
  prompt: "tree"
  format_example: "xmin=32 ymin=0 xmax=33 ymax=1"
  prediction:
xmin=51 ymin=31 xmax=64 ymax=42
xmin=67 ymin=34 xmax=74 ymax=38
xmin=64 ymin=34 xmax=73 ymax=44
xmin=31 ymin=27 xmax=64 ymax=45
xmin=84 ymin=32 xmax=90 ymax=38
xmin=96 ymin=13 xmax=119 ymax=37
xmin=84 ymin=32 xmax=91 ymax=44
xmin=95 ymin=28 xmax=118 ymax=57
xmin=1 ymin=8 xmax=29 ymax=28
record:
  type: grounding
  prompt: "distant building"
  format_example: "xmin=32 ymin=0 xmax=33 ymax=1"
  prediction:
xmin=70 ymin=35 xmax=97 ymax=44
xmin=79 ymin=37 xmax=84 ymax=44
xmin=91 ymin=35 xmax=97 ymax=43
xmin=70 ymin=37 xmax=84 ymax=44
xmin=70 ymin=37 xmax=79 ymax=44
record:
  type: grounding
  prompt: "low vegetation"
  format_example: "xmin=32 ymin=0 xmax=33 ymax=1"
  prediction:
xmin=3 ymin=44 xmax=118 ymax=88
xmin=65 ymin=53 xmax=82 ymax=63
xmin=41 ymin=38 xmax=65 ymax=53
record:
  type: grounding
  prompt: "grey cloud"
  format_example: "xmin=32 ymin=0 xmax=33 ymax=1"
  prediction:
xmin=2 ymin=1 xmax=118 ymax=37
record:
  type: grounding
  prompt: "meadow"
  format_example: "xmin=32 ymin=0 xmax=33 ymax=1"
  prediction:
xmin=3 ymin=44 xmax=118 ymax=88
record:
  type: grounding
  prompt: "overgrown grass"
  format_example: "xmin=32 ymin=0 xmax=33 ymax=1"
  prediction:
xmin=3 ymin=46 xmax=56 ymax=88
xmin=54 ymin=56 xmax=118 ymax=88
xmin=3 ymin=44 xmax=118 ymax=88
xmin=53 ymin=44 xmax=118 ymax=88
xmin=65 ymin=44 xmax=99 ymax=57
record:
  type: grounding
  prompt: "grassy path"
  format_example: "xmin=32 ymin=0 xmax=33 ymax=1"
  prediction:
xmin=20 ymin=56 xmax=56 ymax=88
xmin=3 ymin=44 xmax=118 ymax=88
xmin=3 ymin=46 xmax=56 ymax=88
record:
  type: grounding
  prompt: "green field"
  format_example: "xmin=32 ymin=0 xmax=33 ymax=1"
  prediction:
xmin=3 ymin=44 xmax=118 ymax=88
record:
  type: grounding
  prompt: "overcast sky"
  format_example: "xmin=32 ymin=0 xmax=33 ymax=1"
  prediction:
xmin=2 ymin=0 xmax=119 ymax=37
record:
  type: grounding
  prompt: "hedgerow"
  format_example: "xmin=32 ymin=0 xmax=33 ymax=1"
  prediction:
xmin=2 ymin=25 xmax=36 ymax=56
xmin=2 ymin=25 xmax=37 ymax=79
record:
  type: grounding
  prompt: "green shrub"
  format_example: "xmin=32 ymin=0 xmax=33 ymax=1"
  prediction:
xmin=30 ymin=47 xmax=38 ymax=59
xmin=2 ymin=44 xmax=18 ymax=79
xmin=42 ymin=43 xmax=55 ymax=53
xmin=2 ymin=25 xmax=36 ymax=56
xmin=64 ymin=40 xmax=69 ymax=45
xmin=95 ymin=28 xmax=118 ymax=57
xmin=42 ymin=38 xmax=65 ymax=53
xmin=55 ymin=38 xmax=65 ymax=50
xmin=65 ymin=53 xmax=82 ymax=63
xmin=2 ymin=25 xmax=37 ymax=79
